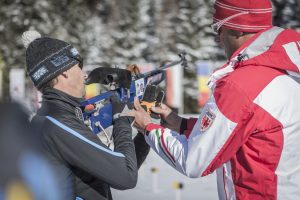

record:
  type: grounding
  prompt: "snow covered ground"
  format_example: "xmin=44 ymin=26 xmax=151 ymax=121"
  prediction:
xmin=112 ymin=149 xmax=218 ymax=200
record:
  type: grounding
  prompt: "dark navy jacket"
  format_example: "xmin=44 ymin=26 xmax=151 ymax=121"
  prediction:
xmin=31 ymin=88 xmax=149 ymax=200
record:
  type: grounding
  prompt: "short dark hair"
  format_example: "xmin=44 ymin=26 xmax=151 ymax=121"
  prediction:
xmin=39 ymin=77 xmax=58 ymax=93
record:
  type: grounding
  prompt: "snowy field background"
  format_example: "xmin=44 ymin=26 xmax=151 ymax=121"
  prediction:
xmin=112 ymin=149 xmax=218 ymax=200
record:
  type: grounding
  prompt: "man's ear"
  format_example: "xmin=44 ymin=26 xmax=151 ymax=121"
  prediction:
xmin=61 ymin=70 xmax=68 ymax=78
xmin=237 ymin=32 xmax=244 ymax=37
xmin=233 ymin=30 xmax=244 ymax=38
xmin=228 ymin=29 xmax=243 ymax=38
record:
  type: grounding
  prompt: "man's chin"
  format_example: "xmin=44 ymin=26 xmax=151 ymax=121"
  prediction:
xmin=82 ymin=91 xmax=86 ymax=99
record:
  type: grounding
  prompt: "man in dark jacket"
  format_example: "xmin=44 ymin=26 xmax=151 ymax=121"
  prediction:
xmin=22 ymin=30 xmax=150 ymax=200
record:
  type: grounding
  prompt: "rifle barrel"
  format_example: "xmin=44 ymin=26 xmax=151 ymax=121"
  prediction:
xmin=142 ymin=53 xmax=187 ymax=78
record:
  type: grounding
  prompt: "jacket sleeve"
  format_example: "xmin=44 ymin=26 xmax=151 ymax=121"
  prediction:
xmin=43 ymin=116 xmax=138 ymax=190
xmin=133 ymin=132 xmax=150 ymax=169
xmin=143 ymin=79 xmax=256 ymax=178
xmin=180 ymin=117 xmax=198 ymax=137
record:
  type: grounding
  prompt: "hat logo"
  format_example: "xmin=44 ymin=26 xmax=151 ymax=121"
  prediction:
xmin=51 ymin=55 xmax=70 ymax=67
xmin=32 ymin=66 xmax=48 ymax=81
xmin=70 ymin=47 xmax=79 ymax=56
xmin=200 ymin=109 xmax=216 ymax=132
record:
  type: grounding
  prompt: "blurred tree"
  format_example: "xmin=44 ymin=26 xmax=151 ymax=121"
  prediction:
xmin=0 ymin=0 xmax=299 ymax=112
xmin=273 ymin=0 xmax=300 ymax=31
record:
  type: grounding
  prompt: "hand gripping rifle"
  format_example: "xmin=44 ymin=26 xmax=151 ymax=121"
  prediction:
xmin=81 ymin=52 xmax=187 ymax=134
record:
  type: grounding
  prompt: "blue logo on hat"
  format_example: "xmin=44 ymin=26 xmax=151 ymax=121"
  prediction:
xmin=51 ymin=55 xmax=70 ymax=67
xmin=70 ymin=48 xmax=79 ymax=56
xmin=32 ymin=66 xmax=48 ymax=81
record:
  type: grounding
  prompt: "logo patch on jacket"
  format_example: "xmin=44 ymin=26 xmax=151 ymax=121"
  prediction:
xmin=200 ymin=109 xmax=216 ymax=132
xmin=75 ymin=107 xmax=84 ymax=122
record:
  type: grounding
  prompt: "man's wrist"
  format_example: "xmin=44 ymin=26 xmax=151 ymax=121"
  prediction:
xmin=163 ymin=111 xmax=183 ymax=131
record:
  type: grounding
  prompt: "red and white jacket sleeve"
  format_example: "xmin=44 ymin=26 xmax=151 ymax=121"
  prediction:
xmin=144 ymin=79 xmax=255 ymax=177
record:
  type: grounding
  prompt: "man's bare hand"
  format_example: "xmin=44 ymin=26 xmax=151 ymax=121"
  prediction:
xmin=133 ymin=97 xmax=152 ymax=132
xmin=150 ymin=104 xmax=172 ymax=120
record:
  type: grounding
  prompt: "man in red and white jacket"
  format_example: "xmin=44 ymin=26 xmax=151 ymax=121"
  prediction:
xmin=132 ymin=0 xmax=300 ymax=199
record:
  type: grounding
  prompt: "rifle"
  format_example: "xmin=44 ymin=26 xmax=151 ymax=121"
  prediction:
xmin=81 ymin=52 xmax=187 ymax=134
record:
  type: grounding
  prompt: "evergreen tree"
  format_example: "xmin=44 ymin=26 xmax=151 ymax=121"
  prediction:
xmin=0 ymin=0 xmax=299 ymax=111
xmin=273 ymin=0 xmax=300 ymax=31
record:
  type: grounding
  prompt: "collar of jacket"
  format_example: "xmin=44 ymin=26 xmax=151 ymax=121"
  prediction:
xmin=41 ymin=88 xmax=84 ymax=113
xmin=208 ymin=26 xmax=287 ymax=90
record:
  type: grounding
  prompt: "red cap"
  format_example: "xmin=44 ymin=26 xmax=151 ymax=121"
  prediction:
xmin=212 ymin=0 xmax=273 ymax=32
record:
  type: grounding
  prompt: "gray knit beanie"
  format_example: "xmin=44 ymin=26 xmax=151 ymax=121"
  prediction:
xmin=22 ymin=30 xmax=83 ymax=89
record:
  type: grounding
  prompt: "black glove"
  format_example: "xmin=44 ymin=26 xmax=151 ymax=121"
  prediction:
xmin=110 ymin=94 xmax=134 ymax=123
xmin=140 ymin=85 xmax=164 ymax=120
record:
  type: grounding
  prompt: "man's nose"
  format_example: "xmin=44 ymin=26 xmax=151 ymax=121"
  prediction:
xmin=83 ymin=71 xmax=88 ymax=79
